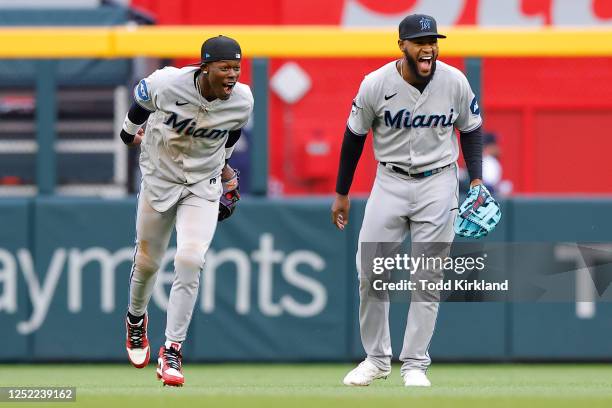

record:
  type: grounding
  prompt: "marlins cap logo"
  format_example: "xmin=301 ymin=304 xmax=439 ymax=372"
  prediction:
xmin=419 ymin=17 xmax=432 ymax=31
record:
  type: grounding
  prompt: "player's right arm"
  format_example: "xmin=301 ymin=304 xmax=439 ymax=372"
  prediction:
xmin=332 ymin=79 xmax=375 ymax=230
xmin=120 ymin=77 xmax=158 ymax=147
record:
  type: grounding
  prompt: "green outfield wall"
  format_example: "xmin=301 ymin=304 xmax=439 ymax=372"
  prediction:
xmin=1 ymin=197 xmax=611 ymax=362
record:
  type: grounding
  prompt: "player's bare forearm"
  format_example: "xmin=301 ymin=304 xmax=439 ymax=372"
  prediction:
xmin=331 ymin=194 xmax=350 ymax=231
xmin=221 ymin=163 xmax=236 ymax=181
xmin=221 ymin=163 xmax=239 ymax=193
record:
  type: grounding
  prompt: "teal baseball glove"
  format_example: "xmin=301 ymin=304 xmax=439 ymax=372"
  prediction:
xmin=454 ymin=184 xmax=501 ymax=239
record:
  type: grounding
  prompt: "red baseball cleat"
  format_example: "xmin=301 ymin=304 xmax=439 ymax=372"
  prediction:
xmin=156 ymin=342 xmax=184 ymax=387
xmin=125 ymin=313 xmax=150 ymax=368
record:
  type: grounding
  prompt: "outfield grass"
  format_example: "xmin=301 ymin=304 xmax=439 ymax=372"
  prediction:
xmin=1 ymin=364 xmax=611 ymax=408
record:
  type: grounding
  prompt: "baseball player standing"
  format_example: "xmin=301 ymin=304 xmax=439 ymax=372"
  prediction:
xmin=331 ymin=15 xmax=484 ymax=387
xmin=121 ymin=35 xmax=253 ymax=387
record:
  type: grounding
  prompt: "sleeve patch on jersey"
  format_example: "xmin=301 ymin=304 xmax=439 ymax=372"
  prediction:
xmin=470 ymin=96 xmax=480 ymax=115
xmin=136 ymin=79 xmax=150 ymax=102
xmin=351 ymin=100 xmax=361 ymax=115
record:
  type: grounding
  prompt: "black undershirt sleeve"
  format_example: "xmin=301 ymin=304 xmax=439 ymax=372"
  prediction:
xmin=335 ymin=126 xmax=367 ymax=195
xmin=119 ymin=100 xmax=152 ymax=144
xmin=119 ymin=130 xmax=135 ymax=145
xmin=226 ymin=129 xmax=242 ymax=148
xmin=224 ymin=129 xmax=242 ymax=164
xmin=459 ymin=125 xmax=483 ymax=182
xmin=128 ymin=100 xmax=152 ymax=123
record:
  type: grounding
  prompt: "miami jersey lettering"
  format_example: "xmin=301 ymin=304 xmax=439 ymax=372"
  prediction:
xmin=135 ymin=66 xmax=253 ymax=211
xmin=348 ymin=60 xmax=481 ymax=172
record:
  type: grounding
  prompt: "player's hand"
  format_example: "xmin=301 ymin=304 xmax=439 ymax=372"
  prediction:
xmin=331 ymin=194 xmax=350 ymax=230
xmin=221 ymin=164 xmax=238 ymax=191
xmin=469 ymin=178 xmax=483 ymax=188
xmin=127 ymin=128 xmax=144 ymax=147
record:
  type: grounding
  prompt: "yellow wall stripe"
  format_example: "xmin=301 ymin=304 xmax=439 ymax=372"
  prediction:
xmin=0 ymin=26 xmax=611 ymax=58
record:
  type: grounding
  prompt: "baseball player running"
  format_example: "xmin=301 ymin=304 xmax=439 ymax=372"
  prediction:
xmin=121 ymin=35 xmax=253 ymax=386
xmin=332 ymin=14 xmax=485 ymax=387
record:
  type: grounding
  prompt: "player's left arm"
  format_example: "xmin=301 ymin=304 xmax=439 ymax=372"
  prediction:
xmin=222 ymin=128 xmax=242 ymax=186
xmin=453 ymin=77 xmax=502 ymax=238
xmin=459 ymin=126 xmax=483 ymax=187
xmin=222 ymin=92 xmax=253 ymax=182
xmin=455 ymin=125 xmax=502 ymax=238
xmin=455 ymin=74 xmax=484 ymax=187
xmin=217 ymin=129 xmax=242 ymax=222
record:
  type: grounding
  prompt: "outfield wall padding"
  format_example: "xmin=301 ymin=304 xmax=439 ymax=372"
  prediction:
xmin=1 ymin=197 xmax=611 ymax=362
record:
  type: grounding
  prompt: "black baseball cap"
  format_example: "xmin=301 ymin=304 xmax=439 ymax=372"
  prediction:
xmin=399 ymin=14 xmax=446 ymax=40
xmin=201 ymin=35 xmax=242 ymax=63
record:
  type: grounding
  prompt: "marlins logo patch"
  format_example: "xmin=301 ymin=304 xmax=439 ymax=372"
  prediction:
xmin=470 ymin=96 xmax=480 ymax=115
xmin=136 ymin=79 xmax=150 ymax=102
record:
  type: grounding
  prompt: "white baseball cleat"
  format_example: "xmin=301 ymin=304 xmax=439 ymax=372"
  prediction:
xmin=342 ymin=360 xmax=391 ymax=386
xmin=403 ymin=369 xmax=431 ymax=387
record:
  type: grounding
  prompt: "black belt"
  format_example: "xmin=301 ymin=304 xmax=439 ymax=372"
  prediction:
xmin=380 ymin=162 xmax=454 ymax=178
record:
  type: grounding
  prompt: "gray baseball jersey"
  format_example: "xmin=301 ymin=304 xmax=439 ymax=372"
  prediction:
xmin=348 ymin=60 xmax=481 ymax=173
xmin=134 ymin=66 xmax=253 ymax=212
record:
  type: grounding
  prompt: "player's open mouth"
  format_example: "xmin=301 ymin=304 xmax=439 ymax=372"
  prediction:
xmin=223 ymin=82 xmax=236 ymax=96
xmin=418 ymin=55 xmax=433 ymax=72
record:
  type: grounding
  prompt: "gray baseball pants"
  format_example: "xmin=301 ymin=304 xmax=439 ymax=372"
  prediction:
xmin=356 ymin=163 xmax=458 ymax=376
xmin=128 ymin=188 xmax=219 ymax=342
